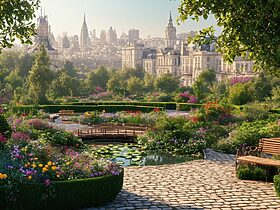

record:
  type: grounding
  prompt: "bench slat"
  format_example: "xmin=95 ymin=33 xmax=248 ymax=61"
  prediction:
xmin=237 ymin=156 xmax=280 ymax=167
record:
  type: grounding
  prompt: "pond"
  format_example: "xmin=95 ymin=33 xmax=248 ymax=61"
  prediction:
xmin=86 ymin=141 xmax=203 ymax=166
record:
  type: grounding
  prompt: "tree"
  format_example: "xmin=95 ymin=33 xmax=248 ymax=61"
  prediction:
xmin=192 ymin=69 xmax=216 ymax=101
xmin=127 ymin=77 xmax=144 ymax=96
xmin=253 ymin=72 xmax=272 ymax=101
xmin=228 ymin=83 xmax=255 ymax=105
xmin=63 ymin=60 xmax=77 ymax=77
xmin=27 ymin=45 xmax=53 ymax=104
xmin=178 ymin=0 xmax=280 ymax=76
xmin=86 ymin=66 xmax=110 ymax=90
xmin=144 ymin=74 xmax=156 ymax=93
xmin=155 ymin=74 xmax=179 ymax=93
xmin=0 ymin=0 xmax=39 ymax=50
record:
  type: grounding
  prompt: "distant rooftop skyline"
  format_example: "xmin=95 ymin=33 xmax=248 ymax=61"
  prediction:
xmin=40 ymin=0 xmax=221 ymax=38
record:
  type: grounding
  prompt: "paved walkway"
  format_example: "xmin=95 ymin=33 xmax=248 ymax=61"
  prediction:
xmin=88 ymin=149 xmax=280 ymax=210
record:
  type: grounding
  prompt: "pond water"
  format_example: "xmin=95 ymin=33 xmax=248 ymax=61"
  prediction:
xmin=86 ymin=141 xmax=202 ymax=167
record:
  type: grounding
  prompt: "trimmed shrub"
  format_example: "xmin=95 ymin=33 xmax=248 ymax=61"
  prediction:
xmin=237 ymin=165 xmax=267 ymax=181
xmin=274 ymin=175 xmax=280 ymax=197
xmin=0 ymin=115 xmax=12 ymax=138
xmin=0 ymin=172 xmax=124 ymax=210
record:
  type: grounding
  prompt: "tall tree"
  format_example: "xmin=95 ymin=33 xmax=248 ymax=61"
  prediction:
xmin=178 ymin=0 xmax=280 ymax=76
xmin=0 ymin=0 xmax=39 ymax=50
xmin=155 ymin=74 xmax=179 ymax=93
xmin=127 ymin=77 xmax=144 ymax=96
xmin=27 ymin=45 xmax=53 ymax=104
xmin=86 ymin=66 xmax=110 ymax=90
xmin=63 ymin=60 xmax=77 ymax=77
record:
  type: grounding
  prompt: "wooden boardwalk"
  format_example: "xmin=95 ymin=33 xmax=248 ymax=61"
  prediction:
xmin=74 ymin=123 xmax=148 ymax=140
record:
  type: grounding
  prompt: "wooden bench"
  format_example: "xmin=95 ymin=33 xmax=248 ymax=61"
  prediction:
xmin=236 ymin=138 xmax=280 ymax=168
xmin=59 ymin=110 xmax=75 ymax=121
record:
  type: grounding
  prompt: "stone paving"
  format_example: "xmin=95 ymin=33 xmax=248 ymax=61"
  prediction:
xmin=88 ymin=149 xmax=280 ymax=210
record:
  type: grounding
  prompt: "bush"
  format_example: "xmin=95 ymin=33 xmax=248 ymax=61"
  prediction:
xmin=237 ymin=165 xmax=267 ymax=181
xmin=228 ymin=83 xmax=255 ymax=105
xmin=1 ymin=173 xmax=124 ymax=210
xmin=274 ymin=175 xmax=280 ymax=197
xmin=0 ymin=115 xmax=12 ymax=138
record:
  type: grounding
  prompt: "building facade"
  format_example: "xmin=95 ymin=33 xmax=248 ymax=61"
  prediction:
xmin=122 ymin=43 xmax=144 ymax=69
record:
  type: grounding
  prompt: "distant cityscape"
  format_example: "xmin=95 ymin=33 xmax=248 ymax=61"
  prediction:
xmin=25 ymin=11 xmax=255 ymax=86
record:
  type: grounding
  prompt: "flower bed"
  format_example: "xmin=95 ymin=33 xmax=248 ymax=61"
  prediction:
xmin=0 ymin=115 xmax=123 ymax=209
xmin=0 ymin=172 xmax=123 ymax=210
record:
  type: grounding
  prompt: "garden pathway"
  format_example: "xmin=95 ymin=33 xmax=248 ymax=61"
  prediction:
xmin=87 ymin=149 xmax=280 ymax=210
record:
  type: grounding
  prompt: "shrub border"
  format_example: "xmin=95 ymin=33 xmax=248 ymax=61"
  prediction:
xmin=0 ymin=172 xmax=123 ymax=210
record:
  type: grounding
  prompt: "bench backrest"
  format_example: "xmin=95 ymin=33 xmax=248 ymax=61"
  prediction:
xmin=259 ymin=138 xmax=280 ymax=155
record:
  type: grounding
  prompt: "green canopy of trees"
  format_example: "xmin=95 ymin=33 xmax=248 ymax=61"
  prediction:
xmin=0 ymin=0 xmax=39 ymax=50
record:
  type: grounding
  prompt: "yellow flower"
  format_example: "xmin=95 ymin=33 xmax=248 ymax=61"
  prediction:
xmin=42 ymin=167 xmax=48 ymax=172
xmin=51 ymin=166 xmax=57 ymax=171
xmin=38 ymin=164 xmax=43 ymax=168
xmin=0 ymin=173 xmax=8 ymax=179
xmin=34 ymin=157 xmax=38 ymax=161
xmin=56 ymin=174 xmax=60 ymax=178
xmin=66 ymin=162 xmax=70 ymax=166
xmin=45 ymin=165 xmax=49 ymax=168
xmin=31 ymin=164 xmax=36 ymax=168
xmin=27 ymin=175 xmax=32 ymax=180
xmin=47 ymin=161 xmax=52 ymax=166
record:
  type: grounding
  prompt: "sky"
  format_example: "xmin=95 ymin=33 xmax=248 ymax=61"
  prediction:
xmin=39 ymin=0 xmax=221 ymax=38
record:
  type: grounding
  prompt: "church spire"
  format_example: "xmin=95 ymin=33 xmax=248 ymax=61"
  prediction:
xmin=168 ymin=12 xmax=173 ymax=27
xmin=83 ymin=13 xmax=86 ymax=22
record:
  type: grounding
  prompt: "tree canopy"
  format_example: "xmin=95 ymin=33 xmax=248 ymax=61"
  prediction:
xmin=0 ymin=0 xmax=39 ymax=50
xmin=178 ymin=0 xmax=280 ymax=76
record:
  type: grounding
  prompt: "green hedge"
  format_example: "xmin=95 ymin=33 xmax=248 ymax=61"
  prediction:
xmin=274 ymin=175 xmax=280 ymax=197
xmin=71 ymin=101 xmax=177 ymax=110
xmin=270 ymin=109 xmax=280 ymax=114
xmin=11 ymin=105 xmax=164 ymax=114
xmin=176 ymin=103 xmax=202 ymax=111
xmin=237 ymin=165 xmax=277 ymax=182
xmin=1 ymin=173 xmax=123 ymax=210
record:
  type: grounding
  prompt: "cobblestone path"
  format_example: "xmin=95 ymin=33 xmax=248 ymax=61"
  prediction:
xmin=88 ymin=149 xmax=280 ymax=210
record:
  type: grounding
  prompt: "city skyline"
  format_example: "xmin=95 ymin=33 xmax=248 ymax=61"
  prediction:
xmin=40 ymin=0 xmax=221 ymax=38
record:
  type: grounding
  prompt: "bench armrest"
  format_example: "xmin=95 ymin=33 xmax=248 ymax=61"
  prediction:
xmin=236 ymin=146 xmax=260 ymax=158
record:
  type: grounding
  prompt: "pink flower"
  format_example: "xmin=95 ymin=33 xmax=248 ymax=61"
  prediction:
xmin=11 ymin=132 xmax=30 ymax=141
xmin=0 ymin=133 xmax=7 ymax=143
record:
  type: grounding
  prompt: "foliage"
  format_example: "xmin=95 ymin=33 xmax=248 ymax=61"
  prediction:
xmin=137 ymin=116 xmax=207 ymax=155
xmin=222 ymin=120 xmax=280 ymax=152
xmin=0 ymin=115 xmax=12 ymax=138
xmin=0 ymin=139 xmax=122 ymax=209
xmin=196 ymin=101 xmax=233 ymax=125
xmin=253 ymin=72 xmax=272 ymax=101
xmin=155 ymin=74 xmax=179 ymax=93
xmin=87 ymin=66 xmax=110 ymax=90
xmin=228 ymin=83 xmax=255 ymax=105
xmin=274 ymin=175 xmax=280 ymax=198
xmin=192 ymin=69 xmax=216 ymax=101
xmin=178 ymin=0 xmax=280 ymax=76
xmin=237 ymin=165 xmax=267 ymax=181
xmin=127 ymin=77 xmax=144 ymax=96
xmin=27 ymin=45 xmax=53 ymax=104
xmin=0 ymin=0 xmax=39 ymax=50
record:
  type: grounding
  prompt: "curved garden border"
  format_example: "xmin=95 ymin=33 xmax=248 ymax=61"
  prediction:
xmin=0 ymin=172 xmax=123 ymax=210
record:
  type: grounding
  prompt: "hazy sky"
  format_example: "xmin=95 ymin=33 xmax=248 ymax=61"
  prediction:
xmin=40 ymin=0 xmax=220 ymax=38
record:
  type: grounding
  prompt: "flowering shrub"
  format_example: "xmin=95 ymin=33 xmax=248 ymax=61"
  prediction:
xmin=195 ymin=101 xmax=234 ymax=125
xmin=27 ymin=118 xmax=49 ymax=130
xmin=230 ymin=76 xmax=252 ymax=86
xmin=11 ymin=132 xmax=30 ymax=142
xmin=177 ymin=91 xmax=198 ymax=103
